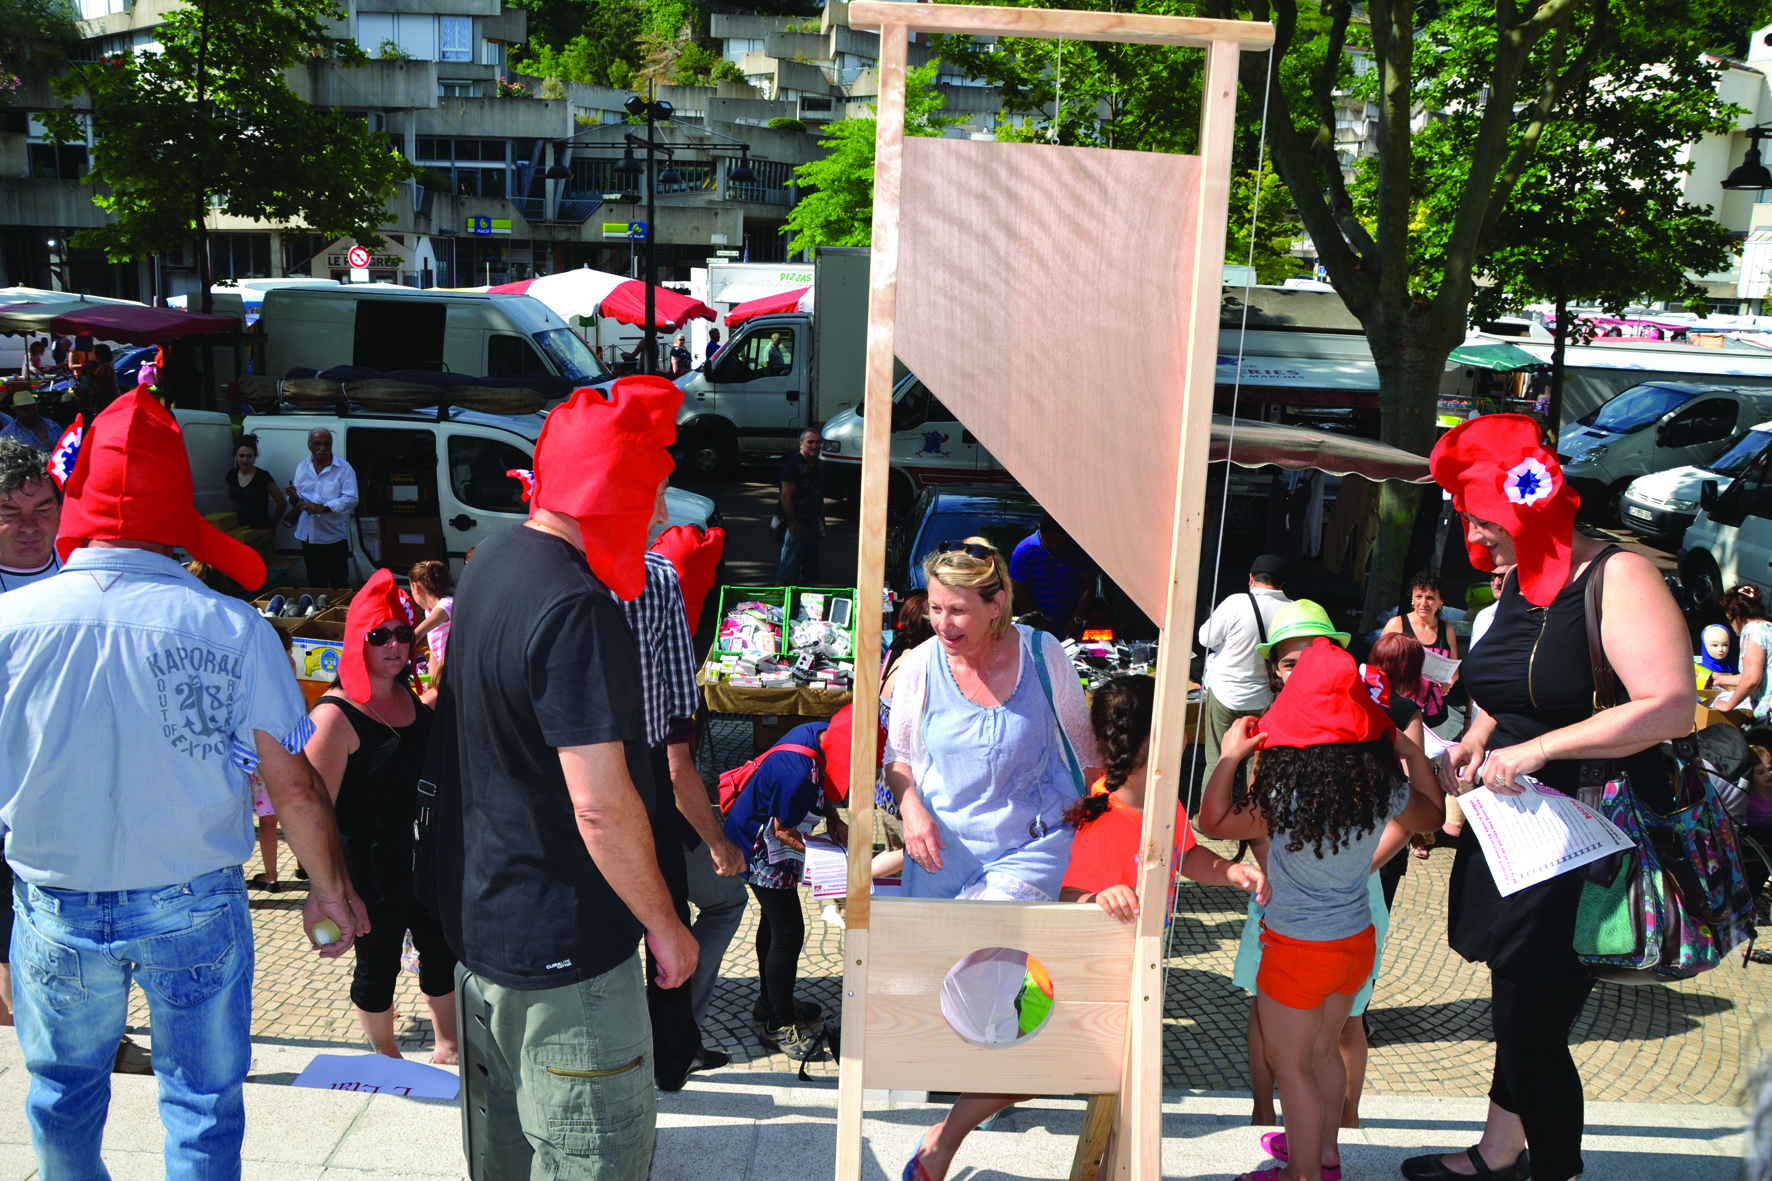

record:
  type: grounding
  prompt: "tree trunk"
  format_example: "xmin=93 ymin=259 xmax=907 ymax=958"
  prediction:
xmin=1359 ymin=322 xmax=1454 ymax=630
xmin=1546 ymin=284 xmax=1571 ymax=444
xmin=194 ymin=0 xmax=213 ymax=316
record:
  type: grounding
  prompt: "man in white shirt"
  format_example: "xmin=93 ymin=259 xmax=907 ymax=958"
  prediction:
xmin=0 ymin=440 xmax=60 ymax=593
xmin=284 ymin=428 xmax=359 ymax=589
xmin=1468 ymin=565 xmax=1512 ymax=650
xmin=1196 ymin=554 xmax=1291 ymax=769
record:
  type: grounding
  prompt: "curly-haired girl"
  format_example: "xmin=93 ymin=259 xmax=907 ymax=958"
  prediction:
xmin=1058 ymin=675 xmax=1266 ymax=922
xmin=1200 ymin=638 xmax=1444 ymax=1181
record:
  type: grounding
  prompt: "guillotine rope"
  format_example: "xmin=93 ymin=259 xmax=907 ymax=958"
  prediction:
xmin=1166 ymin=44 xmax=1275 ymax=997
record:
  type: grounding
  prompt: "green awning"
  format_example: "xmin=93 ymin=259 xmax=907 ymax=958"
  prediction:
xmin=1448 ymin=342 xmax=1543 ymax=372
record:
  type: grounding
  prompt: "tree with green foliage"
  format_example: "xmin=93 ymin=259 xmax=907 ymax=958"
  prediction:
xmin=44 ymin=0 xmax=413 ymax=314
xmin=782 ymin=61 xmax=966 ymax=255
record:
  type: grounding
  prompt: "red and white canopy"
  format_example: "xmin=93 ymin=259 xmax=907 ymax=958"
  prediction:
xmin=724 ymin=285 xmax=813 ymax=329
xmin=490 ymin=269 xmax=715 ymax=331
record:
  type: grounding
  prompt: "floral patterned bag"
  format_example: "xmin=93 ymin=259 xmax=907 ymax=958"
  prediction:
xmin=1573 ymin=746 xmax=1756 ymax=982
xmin=1571 ymin=548 xmax=1755 ymax=982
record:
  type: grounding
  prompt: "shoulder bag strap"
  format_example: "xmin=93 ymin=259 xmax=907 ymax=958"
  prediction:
xmin=1246 ymin=591 xmax=1268 ymax=645
xmin=1584 ymin=545 xmax=1623 ymax=711
xmin=1029 ymin=629 xmax=1088 ymax=798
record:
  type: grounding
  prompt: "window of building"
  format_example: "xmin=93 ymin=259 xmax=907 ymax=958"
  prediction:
xmin=440 ymin=16 xmax=472 ymax=62
xmin=656 ymin=161 xmax=715 ymax=195
xmin=572 ymin=157 xmax=634 ymax=195
xmin=27 ymin=144 xmax=88 ymax=180
xmin=210 ymin=233 xmax=272 ymax=280
xmin=283 ymin=234 xmax=329 ymax=276
xmin=481 ymin=38 xmax=505 ymax=68
xmin=725 ymin=157 xmax=792 ymax=204
xmin=356 ymin=12 xmax=435 ymax=60
xmin=439 ymin=80 xmax=478 ymax=98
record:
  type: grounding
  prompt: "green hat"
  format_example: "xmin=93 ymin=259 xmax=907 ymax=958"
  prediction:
xmin=1256 ymin=599 xmax=1350 ymax=659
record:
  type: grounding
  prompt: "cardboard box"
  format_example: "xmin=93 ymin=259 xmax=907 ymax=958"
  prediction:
xmin=252 ymin=586 xmax=355 ymax=628
xmin=205 ymin=511 xmax=239 ymax=532
xmin=229 ymin=526 xmax=273 ymax=558
xmin=383 ymin=520 xmax=444 ymax=568
xmin=289 ymin=619 xmax=345 ymax=683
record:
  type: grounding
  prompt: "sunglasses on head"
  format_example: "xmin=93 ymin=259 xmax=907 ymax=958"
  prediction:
xmin=936 ymin=540 xmax=996 ymax=561
xmin=366 ymin=624 xmax=414 ymax=648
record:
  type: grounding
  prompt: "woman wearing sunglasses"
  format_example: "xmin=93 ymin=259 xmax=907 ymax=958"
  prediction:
xmin=303 ymin=569 xmax=460 ymax=1065
xmin=885 ymin=537 xmax=1103 ymax=1181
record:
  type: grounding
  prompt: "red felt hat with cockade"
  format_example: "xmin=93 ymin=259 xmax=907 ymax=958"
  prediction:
xmin=1258 ymin=638 xmax=1394 ymax=749
xmin=340 ymin=568 xmax=418 ymax=703
xmin=1429 ymin=414 xmax=1577 ymax=607
xmin=55 ymin=390 xmax=267 ymax=590
xmin=530 ymin=377 xmax=681 ymax=601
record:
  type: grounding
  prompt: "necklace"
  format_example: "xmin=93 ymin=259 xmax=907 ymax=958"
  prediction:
xmin=354 ymin=691 xmax=407 ymax=740
xmin=525 ymin=519 xmax=580 ymax=550
xmin=946 ymin=635 xmax=1009 ymax=705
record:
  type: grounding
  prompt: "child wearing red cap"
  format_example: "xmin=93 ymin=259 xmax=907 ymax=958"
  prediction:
xmin=1199 ymin=639 xmax=1444 ymax=1181
xmin=1059 ymin=675 xmax=1266 ymax=921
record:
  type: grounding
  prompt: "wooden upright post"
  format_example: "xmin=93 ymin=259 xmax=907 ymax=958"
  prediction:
xmin=835 ymin=20 xmax=909 ymax=1181
xmin=1108 ymin=37 xmax=1246 ymax=1181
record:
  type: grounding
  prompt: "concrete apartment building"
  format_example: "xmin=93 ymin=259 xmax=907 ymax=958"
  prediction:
xmin=0 ymin=0 xmax=921 ymax=302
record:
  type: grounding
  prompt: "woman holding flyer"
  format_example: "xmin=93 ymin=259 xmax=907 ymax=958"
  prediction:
xmin=1414 ymin=417 xmax=1691 ymax=1181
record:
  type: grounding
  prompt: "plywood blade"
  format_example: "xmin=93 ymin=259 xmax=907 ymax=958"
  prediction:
xmin=895 ymin=137 xmax=1201 ymax=623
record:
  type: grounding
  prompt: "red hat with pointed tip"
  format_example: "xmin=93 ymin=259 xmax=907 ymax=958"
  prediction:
xmin=530 ymin=377 xmax=681 ymax=600
xmin=649 ymin=523 xmax=725 ymax=637
xmin=55 ymin=389 xmax=267 ymax=590
xmin=1430 ymin=414 xmax=1577 ymax=607
xmin=1258 ymin=637 xmax=1394 ymax=749
xmin=340 ymin=568 xmax=418 ymax=703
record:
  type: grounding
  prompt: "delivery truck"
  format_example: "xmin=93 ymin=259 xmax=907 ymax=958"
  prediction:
xmin=673 ymin=247 xmax=873 ymax=475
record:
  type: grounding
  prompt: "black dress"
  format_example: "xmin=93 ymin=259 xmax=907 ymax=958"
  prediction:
xmin=1454 ymin=554 xmax=1673 ymax=980
xmin=225 ymin=466 xmax=278 ymax=530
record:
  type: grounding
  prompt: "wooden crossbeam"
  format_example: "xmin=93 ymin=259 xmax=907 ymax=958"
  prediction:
xmin=848 ymin=0 xmax=1275 ymax=50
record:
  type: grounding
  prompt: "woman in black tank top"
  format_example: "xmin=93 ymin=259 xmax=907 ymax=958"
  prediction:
xmin=304 ymin=574 xmax=460 ymax=1065
xmin=1410 ymin=417 xmax=1692 ymax=1181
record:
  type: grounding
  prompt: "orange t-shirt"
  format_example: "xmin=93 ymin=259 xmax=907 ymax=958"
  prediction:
xmin=1061 ymin=780 xmax=1195 ymax=896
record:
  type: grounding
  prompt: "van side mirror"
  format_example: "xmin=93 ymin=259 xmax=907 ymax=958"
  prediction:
xmin=1701 ymin=479 xmax=1721 ymax=513
xmin=1655 ymin=423 xmax=1668 ymax=447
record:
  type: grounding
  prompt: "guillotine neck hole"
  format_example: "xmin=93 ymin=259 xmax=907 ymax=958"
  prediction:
xmin=940 ymin=947 xmax=1055 ymax=1049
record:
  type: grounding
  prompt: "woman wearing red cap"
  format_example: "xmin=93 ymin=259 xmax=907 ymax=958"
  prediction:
xmin=1413 ymin=415 xmax=1692 ymax=1181
xmin=304 ymin=569 xmax=460 ymax=1064
xmin=1200 ymin=639 xmax=1444 ymax=1181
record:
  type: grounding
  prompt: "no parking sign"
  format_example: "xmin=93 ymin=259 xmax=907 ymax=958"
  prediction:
xmin=346 ymin=246 xmax=371 ymax=268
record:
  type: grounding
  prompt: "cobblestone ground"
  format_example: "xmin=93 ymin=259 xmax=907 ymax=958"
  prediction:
xmin=145 ymin=717 xmax=1767 ymax=1106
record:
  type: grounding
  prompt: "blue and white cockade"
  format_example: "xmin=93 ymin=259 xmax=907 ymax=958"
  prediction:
xmin=1503 ymin=457 xmax=1556 ymax=507
xmin=49 ymin=418 xmax=82 ymax=488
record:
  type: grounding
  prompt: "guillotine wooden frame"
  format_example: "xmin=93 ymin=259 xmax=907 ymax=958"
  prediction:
xmin=834 ymin=7 xmax=1275 ymax=1178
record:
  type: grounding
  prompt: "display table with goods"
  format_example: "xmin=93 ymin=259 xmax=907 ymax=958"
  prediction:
xmin=700 ymin=585 xmax=859 ymax=752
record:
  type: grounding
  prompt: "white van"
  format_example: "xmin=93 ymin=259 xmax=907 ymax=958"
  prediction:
xmin=259 ymin=287 xmax=611 ymax=388
xmin=239 ymin=405 xmax=716 ymax=583
xmin=819 ymin=372 xmax=1008 ymax=504
xmin=1621 ymin=421 xmax=1772 ymax=542
xmin=1679 ymin=445 xmax=1772 ymax=605
xmin=1556 ymin=383 xmax=1772 ymax=522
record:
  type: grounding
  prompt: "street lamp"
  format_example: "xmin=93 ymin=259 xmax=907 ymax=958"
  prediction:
xmin=621 ymin=93 xmax=676 ymax=375
xmin=1723 ymin=127 xmax=1772 ymax=191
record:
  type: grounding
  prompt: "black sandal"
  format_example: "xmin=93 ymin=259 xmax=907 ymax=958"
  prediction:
xmin=1399 ymin=1147 xmax=1530 ymax=1181
xmin=247 ymin=872 xmax=280 ymax=892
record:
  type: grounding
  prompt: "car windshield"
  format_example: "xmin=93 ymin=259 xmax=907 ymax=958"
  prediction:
xmin=910 ymin=511 xmax=1041 ymax=587
xmin=1706 ymin=430 xmax=1772 ymax=476
xmin=1578 ymin=385 xmax=1697 ymax=434
xmin=534 ymin=328 xmax=607 ymax=382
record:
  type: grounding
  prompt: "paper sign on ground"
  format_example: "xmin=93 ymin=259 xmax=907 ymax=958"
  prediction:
xmin=1420 ymin=650 xmax=1462 ymax=685
xmin=803 ymin=834 xmax=849 ymax=899
xmin=292 ymin=1052 xmax=460 ymax=1099
xmin=1458 ymin=776 xmax=1634 ymax=896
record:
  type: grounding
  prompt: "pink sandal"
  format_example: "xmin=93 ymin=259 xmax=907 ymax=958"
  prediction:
xmin=1259 ymin=1131 xmax=1343 ymax=1181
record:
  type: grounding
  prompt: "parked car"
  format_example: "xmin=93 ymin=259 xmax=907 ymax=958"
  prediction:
xmin=1678 ymin=441 xmax=1772 ymax=605
xmin=1557 ymin=382 xmax=1772 ymax=522
xmin=1621 ymin=421 xmax=1772 ymax=543
xmin=886 ymin=483 xmax=1043 ymax=596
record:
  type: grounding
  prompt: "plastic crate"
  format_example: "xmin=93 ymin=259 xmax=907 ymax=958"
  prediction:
xmin=714 ymin=585 xmax=789 ymax=656
xmin=787 ymin=585 xmax=860 ymax=668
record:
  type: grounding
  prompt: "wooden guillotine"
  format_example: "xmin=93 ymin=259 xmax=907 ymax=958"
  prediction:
xmin=833 ymin=5 xmax=1276 ymax=1178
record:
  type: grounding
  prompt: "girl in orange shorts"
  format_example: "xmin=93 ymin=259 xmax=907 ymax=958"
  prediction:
xmin=1199 ymin=639 xmax=1444 ymax=1181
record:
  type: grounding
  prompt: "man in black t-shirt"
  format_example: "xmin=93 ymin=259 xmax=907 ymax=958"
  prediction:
xmin=436 ymin=380 xmax=695 ymax=1181
xmin=776 ymin=425 xmax=824 ymax=583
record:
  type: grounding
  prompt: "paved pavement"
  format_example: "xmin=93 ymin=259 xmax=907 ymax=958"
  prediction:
xmin=0 ymin=1030 xmax=1745 ymax=1180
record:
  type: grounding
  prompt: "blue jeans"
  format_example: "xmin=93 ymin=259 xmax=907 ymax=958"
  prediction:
xmin=776 ymin=523 xmax=820 ymax=585
xmin=12 ymin=865 xmax=254 ymax=1181
xmin=682 ymin=840 xmax=748 ymax=1033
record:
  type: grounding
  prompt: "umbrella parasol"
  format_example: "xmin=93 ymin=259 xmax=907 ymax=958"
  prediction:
xmin=1447 ymin=341 xmax=1545 ymax=372
xmin=725 ymin=286 xmax=814 ymax=329
xmin=490 ymin=268 xmax=715 ymax=331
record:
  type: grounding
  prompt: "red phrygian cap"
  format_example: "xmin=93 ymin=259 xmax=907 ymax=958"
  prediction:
xmin=339 ymin=568 xmax=418 ymax=703
xmin=1258 ymin=637 xmax=1395 ymax=749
